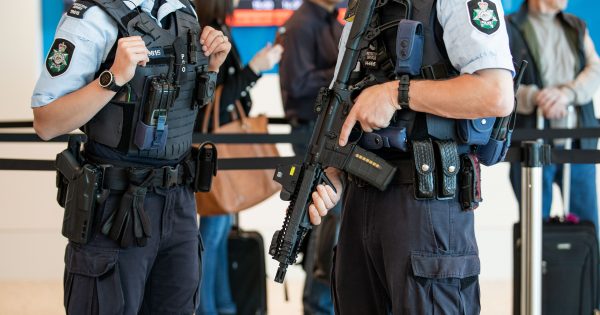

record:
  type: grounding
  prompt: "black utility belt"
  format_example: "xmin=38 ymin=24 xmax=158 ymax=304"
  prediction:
xmin=349 ymin=139 xmax=482 ymax=211
xmin=55 ymin=137 xmax=218 ymax=247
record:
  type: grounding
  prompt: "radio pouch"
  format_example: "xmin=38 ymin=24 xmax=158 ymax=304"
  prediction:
xmin=135 ymin=77 xmax=175 ymax=151
xmin=395 ymin=20 xmax=424 ymax=76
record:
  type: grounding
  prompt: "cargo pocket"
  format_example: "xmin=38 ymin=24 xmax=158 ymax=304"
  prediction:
xmin=406 ymin=252 xmax=481 ymax=315
xmin=63 ymin=243 xmax=124 ymax=315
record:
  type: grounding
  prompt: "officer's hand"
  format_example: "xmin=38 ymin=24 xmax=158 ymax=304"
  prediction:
xmin=249 ymin=43 xmax=284 ymax=74
xmin=537 ymin=87 xmax=569 ymax=119
xmin=110 ymin=36 xmax=151 ymax=86
xmin=339 ymin=82 xmax=399 ymax=146
xmin=201 ymin=26 xmax=232 ymax=72
xmin=309 ymin=168 xmax=343 ymax=225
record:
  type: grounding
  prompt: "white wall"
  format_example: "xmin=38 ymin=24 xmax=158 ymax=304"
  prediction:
xmin=0 ymin=0 xmax=599 ymax=293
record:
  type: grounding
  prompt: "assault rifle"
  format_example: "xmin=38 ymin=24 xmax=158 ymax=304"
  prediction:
xmin=268 ymin=0 xmax=397 ymax=283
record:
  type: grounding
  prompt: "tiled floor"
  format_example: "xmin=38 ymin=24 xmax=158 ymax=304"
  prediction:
xmin=0 ymin=279 xmax=511 ymax=315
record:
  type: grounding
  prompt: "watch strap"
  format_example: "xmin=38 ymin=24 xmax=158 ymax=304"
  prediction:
xmin=398 ymin=75 xmax=410 ymax=110
xmin=101 ymin=70 xmax=122 ymax=92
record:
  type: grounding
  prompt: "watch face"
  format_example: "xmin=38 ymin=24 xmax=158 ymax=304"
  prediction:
xmin=99 ymin=71 xmax=113 ymax=87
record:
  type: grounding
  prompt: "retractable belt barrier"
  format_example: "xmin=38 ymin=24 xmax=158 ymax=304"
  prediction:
xmin=2 ymin=120 xmax=600 ymax=171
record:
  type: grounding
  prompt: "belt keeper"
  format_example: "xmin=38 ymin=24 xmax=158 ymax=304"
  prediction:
xmin=162 ymin=165 xmax=179 ymax=188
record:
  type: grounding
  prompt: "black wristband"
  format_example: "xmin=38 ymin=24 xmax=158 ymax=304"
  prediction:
xmin=398 ymin=75 xmax=410 ymax=110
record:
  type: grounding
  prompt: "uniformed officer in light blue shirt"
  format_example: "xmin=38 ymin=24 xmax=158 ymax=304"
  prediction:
xmin=31 ymin=1 xmax=231 ymax=314
xmin=32 ymin=0 xmax=201 ymax=109
xmin=308 ymin=0 xmax=515 ymax=313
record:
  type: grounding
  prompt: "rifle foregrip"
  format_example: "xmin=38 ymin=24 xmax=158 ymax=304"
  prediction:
xmin=344 ymin=145 xmax=397 ymax=191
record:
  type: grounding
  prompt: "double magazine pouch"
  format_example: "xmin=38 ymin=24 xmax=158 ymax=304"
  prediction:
xmin=134 ymin=76 xmax=178 ymax=151
xmin=412 ymin=140 xmax=461 ymax=202
xmin=395 ymin=20 xmax=424 ymax=76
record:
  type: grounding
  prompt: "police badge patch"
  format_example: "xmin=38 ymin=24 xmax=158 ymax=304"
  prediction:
xmin=46 ymin=39 xmax=75 ymax=77
xmin=467 ymin=0 xmax=500 ymax=35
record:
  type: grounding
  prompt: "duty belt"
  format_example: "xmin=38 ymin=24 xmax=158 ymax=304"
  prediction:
xmin=102 ymin=164 xmax=191 ymax=191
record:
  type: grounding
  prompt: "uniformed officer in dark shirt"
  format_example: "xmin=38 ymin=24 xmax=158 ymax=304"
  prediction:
xmin=279 ymin=0 xmax=343 ymax=156
xmin=308 ymin=0 xmax=515 ymax=313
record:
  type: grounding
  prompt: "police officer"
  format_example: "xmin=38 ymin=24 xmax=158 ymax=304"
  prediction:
xmin=31 ymin=0 xmax=230 ymax=314
xmin=309 ymin=0 xmax=515 ymax=313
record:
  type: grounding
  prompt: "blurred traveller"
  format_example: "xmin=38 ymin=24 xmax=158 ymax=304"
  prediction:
xmin=507 ymin=0 xmax=600 ymax=228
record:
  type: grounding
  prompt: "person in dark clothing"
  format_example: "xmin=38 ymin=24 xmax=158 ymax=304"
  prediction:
xmin=194 ymin=1 xmax=282 ymax=314
xmin=279 ymin=0 xmax=343 ymax=155
xmin=278 ymin=1 xmax=343 ymax=314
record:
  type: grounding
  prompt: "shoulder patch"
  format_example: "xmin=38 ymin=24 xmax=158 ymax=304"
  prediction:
xmin=466 ymin=0 xmax=500 ymax=35
xmin=46 ymin=39 xmax=75 ymax=77
xmin=66 ymin=0 xmax=96 ymax=19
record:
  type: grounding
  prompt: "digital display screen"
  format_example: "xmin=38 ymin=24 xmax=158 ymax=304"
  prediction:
xmin=236 ymin=0 xmax=303 ymax=10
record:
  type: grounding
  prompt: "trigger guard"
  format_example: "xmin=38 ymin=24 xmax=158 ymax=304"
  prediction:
xmin=347 ymin=126 xmax=364 ymax=145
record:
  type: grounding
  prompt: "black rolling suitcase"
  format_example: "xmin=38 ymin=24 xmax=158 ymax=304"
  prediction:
xmin=513 ymin=221 xmax=599 ymax=314
xmin=228 ymin=216 xmax=267 ymax=315
xmin=513 ymin=107 xmax=599 ymax=314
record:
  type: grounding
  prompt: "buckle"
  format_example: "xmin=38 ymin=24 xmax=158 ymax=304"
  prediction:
xmin=420 ymin=65 xmax=435 ymax=80
xmin=162 ymin=165 xmax=179 ymax=188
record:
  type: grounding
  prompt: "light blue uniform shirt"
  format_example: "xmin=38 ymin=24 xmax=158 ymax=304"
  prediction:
xmin=332 ymin=0 xmax=514 ymax=83
xmin=31 ymin=0 xmax=190 ymax=108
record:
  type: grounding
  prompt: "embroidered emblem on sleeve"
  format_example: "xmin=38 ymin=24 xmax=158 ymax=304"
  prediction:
xmin=467 ymin=0 xmax=500 ymax=35
xmin=46 ymin=39 xmax=75 ymax=77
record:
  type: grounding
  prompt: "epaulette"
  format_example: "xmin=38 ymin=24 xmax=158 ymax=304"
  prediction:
xmin=66 ymin=0 xmax=97 ymax=19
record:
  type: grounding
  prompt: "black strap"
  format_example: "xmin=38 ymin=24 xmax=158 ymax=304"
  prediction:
xmin=89 ymin=0 xmax=133 ymax=35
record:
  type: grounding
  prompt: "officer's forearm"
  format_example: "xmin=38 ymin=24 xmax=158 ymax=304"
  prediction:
xmin=405 ymin=68 xmax=514 ymax=119
xmin=33 ymin=79 xmax=116 ymax=141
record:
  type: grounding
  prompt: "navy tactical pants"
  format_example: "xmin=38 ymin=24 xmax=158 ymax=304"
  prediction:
xmin=332 ymin=180 xmax=481 ymax=315
xmin=63 ymin=185 xmax=200 ymax=315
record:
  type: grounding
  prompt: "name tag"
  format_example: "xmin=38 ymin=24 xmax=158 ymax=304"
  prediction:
xmin=148 ymin=48 xmax=165 ymax=59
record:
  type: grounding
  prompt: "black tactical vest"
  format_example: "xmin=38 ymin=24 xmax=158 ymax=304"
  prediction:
xmin=353 ymin=0 xmax=459 ymax=142
xmin=83 ymin=0 xmax=211 ymax=164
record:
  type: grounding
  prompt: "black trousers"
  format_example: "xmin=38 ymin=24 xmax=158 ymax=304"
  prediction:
xmin=332 ymin=180 xmax=481 ymax=315
xmin=63 ymin=185 xmax=200 ymax=315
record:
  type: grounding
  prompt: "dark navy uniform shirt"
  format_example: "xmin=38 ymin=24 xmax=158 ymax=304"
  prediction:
xmin=279 ymin=1 xmax=343 ymax=122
